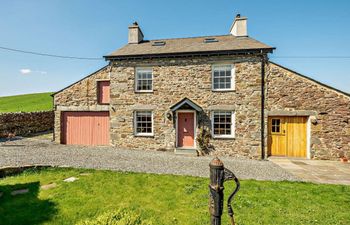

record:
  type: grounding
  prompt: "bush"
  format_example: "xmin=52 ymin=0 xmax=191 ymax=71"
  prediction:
xmin=76 ymin=209 xmax=153 ymax=225
xmin=196 ymin=126 xmax=212 ymax=155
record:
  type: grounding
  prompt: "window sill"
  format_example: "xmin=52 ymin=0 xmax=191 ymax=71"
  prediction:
xmin=135 ymin=91 xmax=154 ymax=94
xmin=134 ymin=134 xmax=154 ymax=138
xmin=212 ymin=89 xmax=235 ymax=92
xmin=212 ymin=136 xmax=235 ymax=140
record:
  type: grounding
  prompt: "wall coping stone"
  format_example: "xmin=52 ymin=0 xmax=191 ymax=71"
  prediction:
xmin=0 ymin=110 xmax=53 ymax=115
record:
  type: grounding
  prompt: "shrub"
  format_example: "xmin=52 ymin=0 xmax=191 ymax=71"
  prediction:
xmin=196 ymin=126 xmax=212 ymax=155
xmin=76 ymin=209 xmax=153 ymax=225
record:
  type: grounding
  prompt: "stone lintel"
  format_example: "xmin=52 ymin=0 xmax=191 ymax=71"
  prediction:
xmin=267 ymin=110 xmax=317 ymax=116
xmin=207 ymin=105 xmax=235 ymax=111
xmin=57 ymin=105 xmax=109 ymax=111
xmin=129 ymin=105 xmax=157 ymax=111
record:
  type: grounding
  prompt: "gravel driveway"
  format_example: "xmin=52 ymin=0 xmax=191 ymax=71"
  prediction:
xmin=0 ymin=135 xmax=298 ymax=181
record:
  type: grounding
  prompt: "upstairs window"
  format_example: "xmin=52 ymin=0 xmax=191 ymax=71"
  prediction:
xmin=135 ymin=67 xmax=153 ymax=92
xmin=97 ymin=81 xmax=110 ymax=104
xmin=212 ymin=65 xmax=235 ymax=91
xmin=134 ymin=111 xmax=153 ymax=136
xmin=212 ymin=111 xmax=235 ymax=138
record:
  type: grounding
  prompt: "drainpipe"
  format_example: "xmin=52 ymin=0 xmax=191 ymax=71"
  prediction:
xmin=52 ymin=96 xmax=55 ymax=142
xmin=261 ymin=54 xmax=266 ymax=160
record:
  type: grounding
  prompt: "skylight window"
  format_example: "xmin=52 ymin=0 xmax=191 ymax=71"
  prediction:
xmin=152 ymin=41 xmax=166 ymax=46
xmin=204 ymin=38 xmax=218 ymax=43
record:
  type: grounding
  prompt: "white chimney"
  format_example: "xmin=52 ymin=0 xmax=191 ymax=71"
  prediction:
xmin=229 ymin=14 xmax=248 ymax=37
xmin=128 ymin=22 xmax=144 ymax=44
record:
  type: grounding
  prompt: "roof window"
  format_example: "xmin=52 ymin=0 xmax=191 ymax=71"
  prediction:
xmin=152 ymin=41 xmax=166 ymax=46
xmin=204 ymin=38 xmax=218 ymax=43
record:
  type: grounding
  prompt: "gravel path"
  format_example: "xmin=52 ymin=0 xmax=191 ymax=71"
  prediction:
xmin=0 ymin=136 xmax=298 ymax=181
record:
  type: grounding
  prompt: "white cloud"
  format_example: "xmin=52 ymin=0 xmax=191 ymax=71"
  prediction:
xmin=20 ymin=69 xmax=31 ymax=74
xmin=19 ymin=69 xmax=47 ymax=75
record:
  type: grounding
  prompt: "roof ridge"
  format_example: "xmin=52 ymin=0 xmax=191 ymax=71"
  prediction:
xmin=142 ymin=34 xmax=233 ymax=42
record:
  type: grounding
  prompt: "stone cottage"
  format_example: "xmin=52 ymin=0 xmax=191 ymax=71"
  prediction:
xmin=53 ymin=15 xmax=350 ymax=160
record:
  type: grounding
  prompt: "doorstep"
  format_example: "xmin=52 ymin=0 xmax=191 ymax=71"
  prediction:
xmin=175 ymin=148 xmax=197 ymax=155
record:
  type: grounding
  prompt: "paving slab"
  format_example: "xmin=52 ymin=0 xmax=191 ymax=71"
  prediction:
xmin=41 ymin=183 xmax=57 ymax=190
xmin=270 ymin=157 xmax=350 ymax=185
xmin=63 ymin=177 xmax=79 ymax=182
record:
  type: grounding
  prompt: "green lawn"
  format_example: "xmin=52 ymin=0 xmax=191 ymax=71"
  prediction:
xmin=0 ymin=168 xmax=349 ymax=225
xmin=0 ymin=92 xmax=53 ymax=113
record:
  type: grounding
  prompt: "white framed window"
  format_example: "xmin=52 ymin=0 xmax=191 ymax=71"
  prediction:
xmin=134 ymin=111 xmax=153 ymax=136
xmin=212 ymin=65 xmax=235 ymax=91
xmin=211 ymin=111 xmax=235 ymax=138
xmin=135 ymin=67 xmax=153 ymax=92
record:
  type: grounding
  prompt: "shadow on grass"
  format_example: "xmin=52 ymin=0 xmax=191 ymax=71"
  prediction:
xmin=0 ymin=182 xmax=57 ymax=225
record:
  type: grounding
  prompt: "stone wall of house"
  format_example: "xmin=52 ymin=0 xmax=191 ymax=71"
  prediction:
xmin=110 ymin=56 xmax=263 ymax=158
xmin=54 ymin=66 xmax=110 ymax=107
xmin=0 ymin=111 xmax=54 ymax=138
xmin=266 ymin=62 xmax=350 ymax=160
xmin=53 ymin=65 xmax=110 ymax=142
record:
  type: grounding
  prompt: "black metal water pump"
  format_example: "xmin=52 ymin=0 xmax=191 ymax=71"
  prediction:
xmin=209 ymin=157 xmax=240 ymax=225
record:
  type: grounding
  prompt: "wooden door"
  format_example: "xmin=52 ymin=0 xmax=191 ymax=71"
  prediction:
xmin=97 ymin=81 xmax=110 ymax=104
xmin=268 ymin=116 xmax=307 ymax=157
xmin=268 ymin=117 xmax=287 ymax=156
xmin=177 ymin=112 xmax=195 ymax=148
xmin=285 ymin=117 xmax=307 ymax=157
xmin=62 ymin=111 xmax=110 ymax=146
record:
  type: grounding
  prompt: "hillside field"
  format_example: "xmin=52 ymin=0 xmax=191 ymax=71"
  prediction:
xmin=0 ymin=92 xmax=53 ymax=113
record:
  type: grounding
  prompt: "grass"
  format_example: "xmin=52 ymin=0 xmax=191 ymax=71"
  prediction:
xmin=0 ymin=168 xmax=349 ymax=225
xmin=0 ymin=92 xmax=53 ymax=113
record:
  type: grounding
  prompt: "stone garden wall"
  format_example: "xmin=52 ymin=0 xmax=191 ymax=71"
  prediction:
xmin=266 ymin=62 xmax=350 ymax=160
xmin=0 ymin=111 xmax=54 ymax=138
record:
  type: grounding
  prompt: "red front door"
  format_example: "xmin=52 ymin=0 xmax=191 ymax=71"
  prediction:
xmin=177 ymin=112 xmax=195 ymax=148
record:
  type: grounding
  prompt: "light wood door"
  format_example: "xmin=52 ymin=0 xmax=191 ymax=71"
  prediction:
xmin=268 ymin=116 xmax=307 ymax=157
xmin=268 ymin=117 xmax=287 ymax=156
xmin=285 ymin=117 xmax=307 ymax=157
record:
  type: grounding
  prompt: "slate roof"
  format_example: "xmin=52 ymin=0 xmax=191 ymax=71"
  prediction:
xmin=105 ymin=35 xmax=274 ymax=59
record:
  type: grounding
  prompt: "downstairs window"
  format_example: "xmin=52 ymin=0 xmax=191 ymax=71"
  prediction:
xmin=212 ymin=111 xmax=235 ymax=138
xmin=134 ymin=111 xmax=153 ymax=136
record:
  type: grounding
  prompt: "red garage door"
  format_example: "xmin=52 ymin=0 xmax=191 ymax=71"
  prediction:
xmin=62 ymin=111 xmax=109 ymax=146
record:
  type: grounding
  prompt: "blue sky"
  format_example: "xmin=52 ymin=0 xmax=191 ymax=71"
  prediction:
xmin=0 ymin=0 xmax=349 ymax=96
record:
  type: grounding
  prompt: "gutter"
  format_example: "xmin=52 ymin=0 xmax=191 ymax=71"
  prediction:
xmin=104 ymin=48 xmax=275 ymax=61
